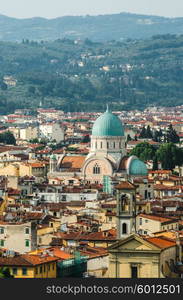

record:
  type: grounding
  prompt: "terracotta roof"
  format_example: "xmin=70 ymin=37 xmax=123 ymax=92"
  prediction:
xmin=145 ymin=237 xmax=176 ymax=249
xmin=0 ymin=254 xmax=59 ymax=267
xmin=60 ymin=156 xmax=85 ymax=169
xmin=154 ymin=184 xmax=182 ymax=190
xmin=149 ymin=170 xmax=171 ymax=174
xmin=54 ymin=229 xmax=117 ymax=241
xmin=79 ymin=246 xmax=108 ymax=258
xmin=50 ymin=248 xmax=72 ymax=260
xmin=115 ymin=181 xmax=136 ymax=190
xmin=138 ymin=213 xmax=176 ymax=224
xmin=22 ymin=254 xmax=59 ymax=265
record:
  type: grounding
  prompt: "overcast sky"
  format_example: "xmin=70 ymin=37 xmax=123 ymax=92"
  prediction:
xmin=0 ymin=0 xmax=183 ymax=19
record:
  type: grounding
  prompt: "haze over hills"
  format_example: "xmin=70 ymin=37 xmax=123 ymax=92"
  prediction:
xmin=1 ymin=12 xmax=183 ymax=42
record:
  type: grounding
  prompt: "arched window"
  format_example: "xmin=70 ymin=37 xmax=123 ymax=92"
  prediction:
xmin=122 ymin=223 xmax=127 ymax=234
xmin=93 ymin=163 xmax=100 ymax=174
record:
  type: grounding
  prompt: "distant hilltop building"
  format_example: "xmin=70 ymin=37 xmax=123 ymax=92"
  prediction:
xmin=3 ymin=75 xmax=17 ymax=87
xmin=48 ymin=107 xmax=147 ymax=184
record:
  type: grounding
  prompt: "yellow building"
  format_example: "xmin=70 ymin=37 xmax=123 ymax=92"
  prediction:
xmin=0 ymin=161 xmax=48 ymax=180
xmin=136 ymin=214 xmax=179 ymax=235
xmin=0 ymin=254 xmax=59 ymax=278
xmin=108 ymin=234 xmax=178 ymax=278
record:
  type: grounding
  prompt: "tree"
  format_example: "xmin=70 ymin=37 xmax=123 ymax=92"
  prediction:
xmin=146 ymin=125 xmax=153 ymax=139
xmin=139 ymin=126 xmax=146 ymax=138
xmin=139 ymin=125 xmax=153 ymax=139
xmin=126 ymin=134 xmax=132 ymax=142
xmin=28 ymin=86 xmax=36 ymax=95
xmin=0 ymin=82 xmax=7 ymax=91
xmin=152 ymin=155 xmax=158 ymax=170
xmin=0 ymin=131 xmax=16 ymax=145
xmin=153 ymin=129 xmax=163 ymax=142
xmin=165 ymin=124 xmax=180 ymax=143
xmin=130 ymin=142 xmax=156 ymax=162
xmin=157 ymin=143 xmax=183 ymax=170
xmin=0 ymin=267 xmax=14 ymax=278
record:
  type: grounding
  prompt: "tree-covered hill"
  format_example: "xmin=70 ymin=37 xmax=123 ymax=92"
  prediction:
xmin=0 ymin=35 xmax=183 ymax=113
xmin=1 ymin=13 xmax=183 ymax=42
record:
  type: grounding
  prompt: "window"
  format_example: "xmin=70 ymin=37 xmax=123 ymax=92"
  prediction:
xmin=22 ymin=268 xmax=27 ymax=275
xmin=0 ymin=240 xmax=4 ymax=247
xmin=100 ymin=142 xmax=103 ymax=149
xmin=113 ymin=142 xmax=115 ymax=148
xmin=35 ymin=267 xmax=38 ymax=275
xmin=0 ymin=227 xmax=4 ymax=234
xmin=44 ymin=265 xmax=46 ymax=272
xmin=144 ymin=231 xmax=147 ymax=235
xmin=12 ymin=268 xmax=17 ymax=275
xmin=40 ymin=266 xmax=43 ymax=273
xmin=93 ymin=163 xmax=100 ymax=174
xmin=145 ymin=219 xmax=148 ymax=223
xmin=107 ymin=142 xmax=109 ymax=149
xmin=25 ymin=240 xmax=30 ymax=247
xmin=122 ymin=223 xmax=127 ymax=234
xmin=109 ymin=216 xmax=112 ymax=221
xmin=139 ymin=218 xmax=142 ymax=225
xmin=25 ymin=227 xmax=29 ymax=235
xmin=48 ymin=264 xmax=50 ymax=271
xmin=52 ymin=264 xmax=55 ymax=270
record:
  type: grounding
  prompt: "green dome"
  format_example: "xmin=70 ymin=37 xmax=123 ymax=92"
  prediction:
xmin=92 ymin=108 xmax=124 ymax=137
xmin=50 ymin=154 xmax=57 ymax=161
xmin=129 ymin=159 xmax=148 ymax=176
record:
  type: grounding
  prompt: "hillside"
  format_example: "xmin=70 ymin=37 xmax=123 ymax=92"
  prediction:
xmin=1 ymin=12 xmax=183 ymax=42
xmin=0 ymin=35 xmax=183 ymax=113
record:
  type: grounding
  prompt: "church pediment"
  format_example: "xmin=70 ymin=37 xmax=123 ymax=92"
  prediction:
xmin=108 ymin=234 xmax=160 ymax=252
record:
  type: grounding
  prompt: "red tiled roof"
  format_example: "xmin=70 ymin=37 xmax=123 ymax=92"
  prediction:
xmin=115 ymin=181 xmax=136 ymax=190
xmin=60 ymin=156 xmax=85 ymax=169
xmin=0 ymin=254 xmax=59 ymax=267
xmin=145 ymin=237 xmax=176 ymax=249
xmin=138 ymin=213 xmax=176 ymax=224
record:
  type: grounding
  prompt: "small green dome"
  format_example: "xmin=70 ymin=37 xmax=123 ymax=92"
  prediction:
xmin=50 ymin=154 xmax=57 ymax=161
xmin=92 ymin=108 xmax=124 ymax=137
xmin=129 ymin=159 xmax=148 ymax=176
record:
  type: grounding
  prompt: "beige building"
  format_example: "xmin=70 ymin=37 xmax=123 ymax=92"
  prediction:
xmin=108 ymin=234 xmax=178 ymax=278
xmin=19 ymin=126 xmax=39 ymax=141
xmin=0 ymin=221 xmax=37 ymax=254
xmin=0 ymin=161 xmax=48 ymax=182
xmin=136 ymin=214 xmax=179 ymax=235
xmin=39 ymin=122 xmax=64 ymax=143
